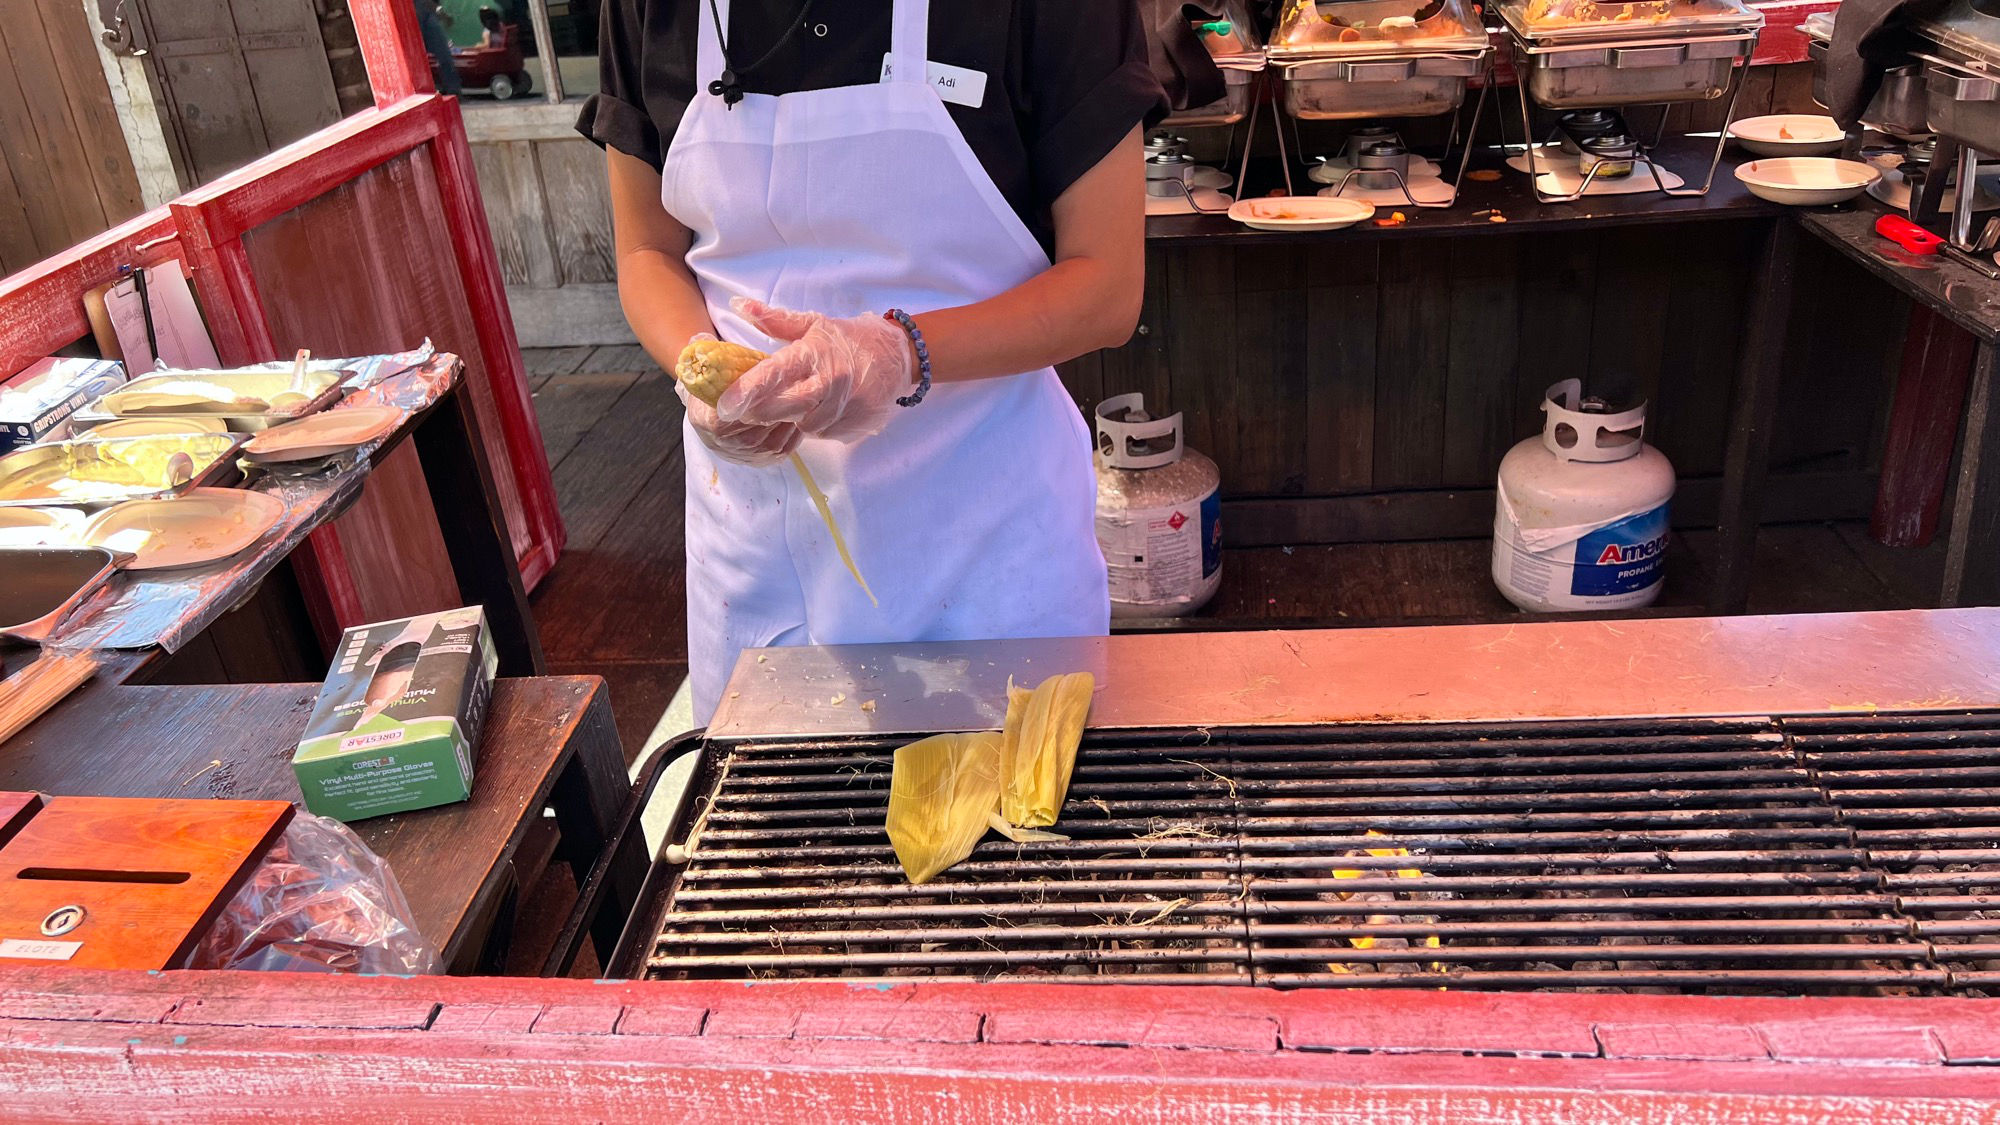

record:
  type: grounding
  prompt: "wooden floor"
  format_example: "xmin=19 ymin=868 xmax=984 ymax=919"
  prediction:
xmin=524 ymin=345 xmax=1946 ymax=759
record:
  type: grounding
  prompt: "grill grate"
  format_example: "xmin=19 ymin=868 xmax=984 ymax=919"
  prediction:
xmin=633 ymin=713 xmax=2000 ymax=994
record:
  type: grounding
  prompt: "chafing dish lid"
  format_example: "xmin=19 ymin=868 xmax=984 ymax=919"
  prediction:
xmin=1499 ymin=0 xmax=1762 ymax=42
xmin=1912 ymin=0 xmax=2000 ymax=69
xmin=1270 ymin=0 xmax=1490 ymax=56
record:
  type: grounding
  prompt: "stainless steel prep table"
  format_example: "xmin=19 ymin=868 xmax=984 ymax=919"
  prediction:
xmin=707 ymin=607 xmax=2000 ymax=739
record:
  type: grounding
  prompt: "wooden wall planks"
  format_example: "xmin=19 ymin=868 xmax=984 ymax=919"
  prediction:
xmin=1058 ymin=218 xmax=1906 ymax=534
xmin=469 ymin=135 xmax=625 ymax=345
xmin=0 ymin=0 xmax=146 ymax=275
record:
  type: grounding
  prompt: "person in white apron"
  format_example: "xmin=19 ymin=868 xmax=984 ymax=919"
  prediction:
xmin=581 ymin=0 xmax=1164 ymax=722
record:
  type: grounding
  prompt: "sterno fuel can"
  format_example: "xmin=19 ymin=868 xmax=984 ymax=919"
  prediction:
xmin=1492 ymin=379 xmax=1675 ymax=612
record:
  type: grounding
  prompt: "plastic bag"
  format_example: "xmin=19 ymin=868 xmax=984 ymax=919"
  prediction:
xmin=182 ymin=811 xmax=440 ymax=974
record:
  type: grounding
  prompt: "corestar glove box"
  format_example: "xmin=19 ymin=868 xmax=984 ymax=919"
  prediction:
xmin=292 ymin=606 xmax=497 ymax=822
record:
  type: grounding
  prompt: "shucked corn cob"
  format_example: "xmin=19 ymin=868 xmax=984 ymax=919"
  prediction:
xmin=673 ymin=338 xmax=877 ymax=605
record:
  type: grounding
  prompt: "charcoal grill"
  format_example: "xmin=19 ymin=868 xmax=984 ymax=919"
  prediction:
xmin=601 ymin=710 xmax=2000 ymax=994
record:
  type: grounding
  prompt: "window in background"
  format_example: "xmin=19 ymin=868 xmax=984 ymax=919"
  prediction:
xmin=446 ymin=0 xmax=598 ymax=104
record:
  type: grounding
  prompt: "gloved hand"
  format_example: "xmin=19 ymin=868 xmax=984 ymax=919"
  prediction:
xmin=677 ymin=333 xmax=801 ymax=468
xmin=715 ymin=297 xmax=916 ymax=443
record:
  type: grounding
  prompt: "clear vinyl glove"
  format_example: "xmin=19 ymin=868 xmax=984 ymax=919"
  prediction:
xmin=715 ymin=297 xmax=916 ymax=443
xmin=677 ymin=332 xmax=801 ymax=468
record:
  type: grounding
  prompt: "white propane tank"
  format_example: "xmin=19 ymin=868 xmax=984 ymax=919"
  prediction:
xmin=1492 ymin=379 xmax=1675 ymax=613
xmin=1095 ymin=393 xmax=1222 ymax=618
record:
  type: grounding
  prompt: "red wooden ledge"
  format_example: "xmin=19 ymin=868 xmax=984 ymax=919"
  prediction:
xmin=5 ymin=968 xmax=2000 ymax=1119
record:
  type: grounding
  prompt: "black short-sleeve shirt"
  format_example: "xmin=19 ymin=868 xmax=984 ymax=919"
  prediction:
xmin=576 ymin=1 xmax=1167 ymax=254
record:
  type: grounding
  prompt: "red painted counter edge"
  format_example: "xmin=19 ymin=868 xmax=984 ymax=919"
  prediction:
xmin=3 ymin=967 xmax=1999 ymax=1119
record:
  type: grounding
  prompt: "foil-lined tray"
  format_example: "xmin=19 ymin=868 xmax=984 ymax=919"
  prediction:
xmin=71 ymin=368 xmax=349 ymax=433
xmin=0 ymin=433 xmax=246 ymax=509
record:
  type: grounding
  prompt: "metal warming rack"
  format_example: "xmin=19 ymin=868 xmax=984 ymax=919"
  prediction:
xmin=1269 ymin=0 xmax=1495 ymax=209
xmin=1500 ymin=0 xmax=1764 ymax=202
xmin=604 ymin=710 xmax=2000 ymax=992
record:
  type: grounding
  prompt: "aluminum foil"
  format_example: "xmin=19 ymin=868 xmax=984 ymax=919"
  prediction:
xmin=46 ymin=350 xmax=459 ymax=654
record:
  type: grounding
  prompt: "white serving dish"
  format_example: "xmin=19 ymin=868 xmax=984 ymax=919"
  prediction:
xmin=1729 ymin=114 xmax=1846 ymax=156
xmin=1227 ymin=196 xmax=1376 ymax=231
xmin=242 ymin=405 xmax=402 ymax=463
xmin=79 ymin=487 xmax=285 ymax=571
xmin=1734 ymin=157 xmax=1881 ymax=205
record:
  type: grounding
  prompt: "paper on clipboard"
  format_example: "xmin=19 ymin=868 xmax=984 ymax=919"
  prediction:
xmin=102 ymin=260 xmax=219 ymax=371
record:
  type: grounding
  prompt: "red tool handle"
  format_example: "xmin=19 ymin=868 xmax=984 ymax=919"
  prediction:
xmin=1876 ymin=214 xmax=1945 ymax=255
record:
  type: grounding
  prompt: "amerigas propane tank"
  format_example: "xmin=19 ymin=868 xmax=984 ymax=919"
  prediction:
xmin=1493 ymin=379 xmax=1675 ymax=612
xmin=1095 ymin=393 xmax=1222 ymax=618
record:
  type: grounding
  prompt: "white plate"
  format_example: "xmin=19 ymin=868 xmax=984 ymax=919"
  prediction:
xmin=1735 ymin=157 xmax=1881 ymax=206
xmin=0 ymin=507 xmax=80 ymax=548
xmin=79 ymin=416 xmax=230 ymax=440
xmin=79 ymin=488 xmax=285 ymax=571
xmin=1227 ymin=196 xmax=1375 ymax=231
xmin=1730 ymin=115 xmax=1846 ymax=157
xmin=242 ymin=405 xmax=402 ymax=462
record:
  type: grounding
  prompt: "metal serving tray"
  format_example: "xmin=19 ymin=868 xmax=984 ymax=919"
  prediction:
xmin=1509 ymin=31 xmax=1757 ymax=108
xmin=74 ymin=368 xmax=349 ymax=434
xmin=1281 ymin=50 xmax=1489 ymax=119
xmin=1925 ymin=54 xmax=2000 ymax=157
xmin=0 ymin=433 xmax=246 ymax=509
xmin=0 ymin=545 xmax=123 ymax=644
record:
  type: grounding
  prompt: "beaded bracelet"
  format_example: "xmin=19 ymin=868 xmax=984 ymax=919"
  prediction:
xmin=884 ymin=309 xmax=931 ymax=407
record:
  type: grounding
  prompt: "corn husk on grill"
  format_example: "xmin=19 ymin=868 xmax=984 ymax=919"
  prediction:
xmin=998 ymin=672 xmax=1094 ymax=829
xmin=886 ymin=732 xmax=1004 ymax=883
xmin=885 ymin=672 xmax=1095 ymax=883
xmin=673 ymin=338 xmax=876 ymax=605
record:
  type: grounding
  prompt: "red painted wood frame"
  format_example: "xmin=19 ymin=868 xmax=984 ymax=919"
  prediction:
xmin=5 ymin=967 xmax=2000 ymax=1118
xmin=0 ymin=0 xmax=563 ymax=637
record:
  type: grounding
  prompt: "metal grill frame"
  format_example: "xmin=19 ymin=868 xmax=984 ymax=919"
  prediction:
xmin=600 ymin=712 xmax=2000 ymax=991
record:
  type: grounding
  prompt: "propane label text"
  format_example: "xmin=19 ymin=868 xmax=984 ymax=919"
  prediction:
xmin=1569 ymin=506 xmax=1670 ymax=597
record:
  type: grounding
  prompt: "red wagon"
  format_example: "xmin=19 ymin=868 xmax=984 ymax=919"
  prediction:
xmin=451 ymin=24 xmax=533 ymax=101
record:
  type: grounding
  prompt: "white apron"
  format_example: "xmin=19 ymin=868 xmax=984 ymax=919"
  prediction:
xmin=663 ymin=0 xmax=1110 ymax=722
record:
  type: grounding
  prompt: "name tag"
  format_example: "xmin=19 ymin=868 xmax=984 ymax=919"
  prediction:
xmin=880 ymin=55 xmax=987 ymax=109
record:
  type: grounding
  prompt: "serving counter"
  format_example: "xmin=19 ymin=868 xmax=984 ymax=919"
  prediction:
xmin=0 ymin=674 xmax=630 ymax=975
xmin=10 ymin=609 xmax=2000 ymax=1119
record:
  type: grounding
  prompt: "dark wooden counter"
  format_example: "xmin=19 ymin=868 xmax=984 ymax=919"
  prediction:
xmin=0 ymin=675 xmax=637 ymax=974
xmin=1147 ymin=140 xmax=1783 ymax=245
xmin=1797 ymin=202 xmax=2000 ymax=606
xmin=1105 ymin=140 xmax=1813 ymax=614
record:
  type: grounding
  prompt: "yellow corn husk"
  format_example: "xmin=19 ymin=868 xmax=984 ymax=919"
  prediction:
xmin=998 ymin=672 xmax=1094 ymax=828
xmin=674 ymin=338 xmax=765 ymax=407
xmin=672 ymin=338 xmax=877 ymax=606
xmin=886 ymin=731 xmax=1004 ymax=884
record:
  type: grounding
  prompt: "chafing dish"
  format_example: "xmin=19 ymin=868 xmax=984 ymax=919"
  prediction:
xmin=1500 ymin=0 xmax=1761 ymax=202
xmin=70 ymin=367 xmax=349 ymax=434
xmin=1272 ymin=0 xmax=1490 ymax=119
xmin=1268 ymin=0 xmax=1495 ymax=208
xmin=1803 ymin=11 xmax=1927 ymax=132
xmin=0 ymin=545 xmax=122 ymax=644
xmin=1498 ymin=0 xmax=1762 ymax=109
xmin=0 ymin=433 xmax=246 ymax=509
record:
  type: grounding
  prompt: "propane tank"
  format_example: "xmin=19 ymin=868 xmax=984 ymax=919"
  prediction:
xmin=1095 ymin=393 xmax=1222 ymax=618
xmin=1492 ymin=379 xmax=1675 ymax=613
